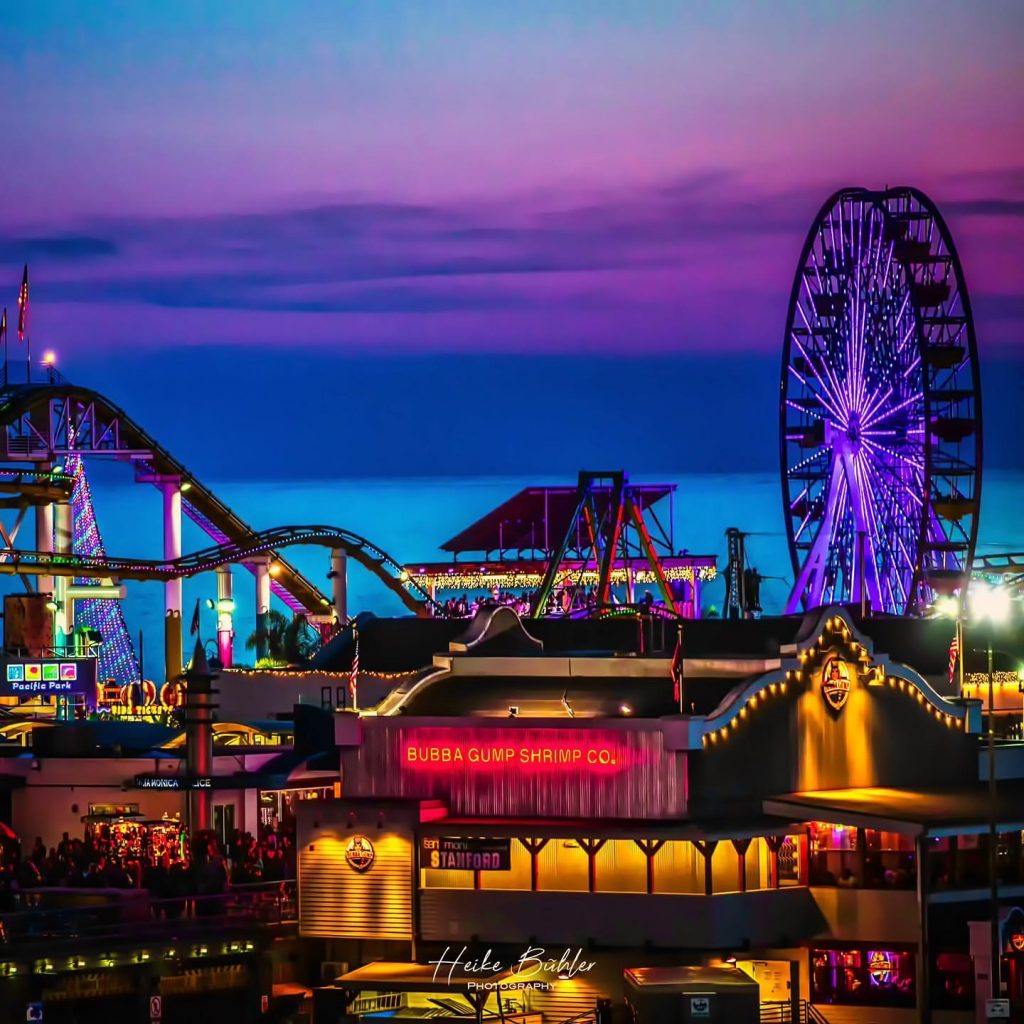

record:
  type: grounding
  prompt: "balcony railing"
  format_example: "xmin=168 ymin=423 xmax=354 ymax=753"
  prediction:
xmin=0 ymin=880 xmax=296 ymax=949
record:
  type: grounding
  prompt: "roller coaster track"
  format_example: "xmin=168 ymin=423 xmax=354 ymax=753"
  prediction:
xmin=0 ymin=385 xmax=432 ymax=616
xmin=973 ymin=553 xmax=1024 ymax=593
xmin=0 ymin=525 xmax=435 ymax=615
xmin=974 ymin=553 xmax=1024 ymax=575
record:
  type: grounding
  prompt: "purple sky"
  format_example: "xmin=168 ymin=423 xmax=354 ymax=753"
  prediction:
xmin=0 ymin=1 xmax=1022 ymax=359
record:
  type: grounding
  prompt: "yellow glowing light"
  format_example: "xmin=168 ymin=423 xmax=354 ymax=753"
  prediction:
xmin=41 ymin=350 xmax=57 ymax=366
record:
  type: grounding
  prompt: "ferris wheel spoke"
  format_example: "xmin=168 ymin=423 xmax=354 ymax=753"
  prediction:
xmin=859 ymin=456 xmax=914 ymax=605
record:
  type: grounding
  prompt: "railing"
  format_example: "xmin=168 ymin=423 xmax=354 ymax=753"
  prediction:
xmin=352 ymin=993 xmax=408 ymax=1014
xmin=0 ymin=880 xmax=296 ymax=948
xmin=759 ymin=1002 xmax=830 ymax=1024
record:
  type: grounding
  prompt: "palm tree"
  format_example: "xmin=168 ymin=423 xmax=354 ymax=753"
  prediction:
xmin=245 ymin=611 xmax=317 ymax=667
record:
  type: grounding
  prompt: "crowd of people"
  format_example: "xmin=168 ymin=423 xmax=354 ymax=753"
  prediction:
xmin=0 ymin=824 xmax=296 ymax=912
xmin=432 ymin=585 xmax=670 ymax=618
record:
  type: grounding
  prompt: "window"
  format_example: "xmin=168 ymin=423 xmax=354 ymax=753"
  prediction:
xmin=810 ymin=946 xmax=916 ymax=1008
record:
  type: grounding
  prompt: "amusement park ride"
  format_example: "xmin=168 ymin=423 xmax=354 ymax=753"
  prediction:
xmin=781 ymin=187 xmax=983 ymax=616
xmin=0 ymin=185 xmax=1005 ymax=697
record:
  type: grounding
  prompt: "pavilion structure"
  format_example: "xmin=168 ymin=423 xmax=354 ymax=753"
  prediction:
xmin=404 ymin=473 xmax=716 ymax=618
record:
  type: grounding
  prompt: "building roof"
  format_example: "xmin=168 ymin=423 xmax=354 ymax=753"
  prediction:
xmin=764 ymin=783 xmax=1024 ymax=836
xmin=333 ymin=961 xmax=522 ymax=993
xmin=625 ymin=965 xmax=759 ymax=993
xmin=394 ymin=671 xmax=741 ymax=718
xmin=441 ymin=484 xmax=675 ymax=556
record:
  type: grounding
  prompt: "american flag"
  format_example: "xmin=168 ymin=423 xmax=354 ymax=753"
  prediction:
xmin=670 ymin=627 xmax=684 ymax=708
xmin=16 ymin=265 xmax=28 ymax=342
xmin=948 ymin=628 xmax=960 ymax=686
xmin=349 ymin=624 xmax=359 ymax=710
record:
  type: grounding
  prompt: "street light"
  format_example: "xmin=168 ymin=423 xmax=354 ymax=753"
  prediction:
xmin=970 ymin=584 xmax=1016 ymax=1006
xmin=934 ymin=581 xmax=1019 ymax=1005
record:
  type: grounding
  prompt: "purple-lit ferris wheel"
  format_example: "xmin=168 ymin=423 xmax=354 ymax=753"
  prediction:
xmin=782 ymin=187 xmax=982 ymax=616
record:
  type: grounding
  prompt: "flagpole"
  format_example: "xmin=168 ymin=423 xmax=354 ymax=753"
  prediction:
xmin=957 ymin=614 xmax=964 ymax=693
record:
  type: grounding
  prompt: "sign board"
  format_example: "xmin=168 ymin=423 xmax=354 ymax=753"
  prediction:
xmin=986 ymin=999 xmax=1011 ymax=1020
xmin=149 ymin=995 xmax=163 ymax=1020
xmin=133 ymin=774 xmax=215 ymax=791
xmin=821 ymin=656 xmax=852 ymax=712
xmin=26 ymin=1004 xmax=43 ymax=1023
xmin=689 ymin=995 xmax=711 ymax=1018
xmin=344 ymin=835 xmax=375 ymax=872
xmin=402 ymin=727 xmax=634 ymax=774
xmin=1 ymin=657 xmax=95 ymax=697
xmin=421 ymin=836 xmax=512 ymax=870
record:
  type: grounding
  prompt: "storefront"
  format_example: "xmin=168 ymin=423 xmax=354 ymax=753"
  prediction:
xmin=297 ymin=606 xmax=1024 ymax=1024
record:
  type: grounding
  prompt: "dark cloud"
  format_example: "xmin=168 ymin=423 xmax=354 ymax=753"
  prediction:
xmin=974 ymin=293 xmax=1024 ymax=321
xmin=945 ymin=198 xmax=1024 ymax=217
xmin=0 ymin=234 xmax=117 ymax=262
xmin=5 ymin=169 xmax=1020 ymax=323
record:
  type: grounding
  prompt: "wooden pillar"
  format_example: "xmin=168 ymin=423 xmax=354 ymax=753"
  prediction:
xmin=577 ymin=838 xmax=607 ymax=893
xmin=731 ymin=838 xmax=752 ymax=893
xmin=950 ymin=835 xmax=961 ymax=888
xmin=634 ymin=839 xmax=665 ymax=895
xmin=799 ymin=831 xmax=810 ymax=886
xmin=856 ymin=826 xmax=868 ymax=886
xmin=766 ymin=835 xmax=783 ymax=889
xmin=693 ymin=839 xmax=718 ymax=896
xmin=520 ymin=838 xmax=549 ymax=892
xmin=916 ymin=834 xmax=932 ymax=1024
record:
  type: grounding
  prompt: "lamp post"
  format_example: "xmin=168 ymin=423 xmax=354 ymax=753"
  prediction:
xmin=935 ymin=583 xmax=1016 ymax=1008
xmin=986 ymin=638 xmax=998 ymax=1003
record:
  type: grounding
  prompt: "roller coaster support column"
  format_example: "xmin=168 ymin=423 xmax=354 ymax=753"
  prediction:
xmin=329 ymin=549 xmax=348 ymax=624
xmin=53 ymin=501 xmax=74 ymax=644
xmin=216 ymin=565 xmax=234 ymax=668
xmin=35 ymin=464 xmax=54 ymax=601
xmin=250 ymin=557 xmax=271 ymax=662
xmin=162 ymin=480 xmax=183 ymax=682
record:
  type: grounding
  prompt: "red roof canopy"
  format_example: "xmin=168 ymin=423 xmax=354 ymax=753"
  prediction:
xmin=441 ymin=483 xmax=675 ymax=556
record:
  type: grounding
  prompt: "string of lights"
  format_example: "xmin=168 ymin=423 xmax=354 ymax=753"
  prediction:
xmin=702 ymin=615 xmax=964 ymax=747
xmin=410 ymin=564 xmax=717 ymax=591
xmin=65 ymin=452 xmax=141 ymax=684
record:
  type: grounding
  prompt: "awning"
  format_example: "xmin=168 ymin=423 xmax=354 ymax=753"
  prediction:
xmin=764 ymin=783 xmax=1024 ymax=837
xmin=333 ymin=960 xmax=523 ymax=994
xmin=417 ymin=813 xmax=803 ymax=842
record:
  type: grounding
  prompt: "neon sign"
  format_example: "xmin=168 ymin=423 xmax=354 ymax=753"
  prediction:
xmin=868 ymin=951 xmax=893 ymax=986
xmin=401 ymin=728 xmax=633 ymax=774
xmin=1010 ymin=934 xmax=1024 ymax=953
xmin=821 ymin=657 xmax=852 ymax=712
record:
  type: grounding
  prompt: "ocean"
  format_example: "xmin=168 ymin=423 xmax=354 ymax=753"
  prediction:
xmin=9 ymin=470 xmax=1024 ymax=676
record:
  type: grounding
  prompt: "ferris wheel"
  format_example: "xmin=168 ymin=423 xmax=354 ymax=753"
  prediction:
xmin=781 ymin=187 xmax=982 ymax=616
